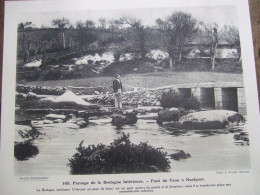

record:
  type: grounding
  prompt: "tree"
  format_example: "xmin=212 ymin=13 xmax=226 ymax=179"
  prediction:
xmin=75 ymin=20 xmax=84 ymax=29
xmin=51 ymin=17 xmax=71 ymax=49
xmin=76 ymin=23 xmax=97 ymax=51
xmin=51 ymin=17 xmax=71 ymax=29
xmin=225 ymin=26 xmax=241 ymax=63
xmin=18 ymin=22 xmax=35 ymax=30
xmin=98 ymin=18 xmax=107 ymax=29
xmin=200 ymin=23 xmax=219 ymax=70
xmin=121 ymin=17 xmax=147 ymax=58
xmin=155 ymin=18 xmax=176 ymax=67
xmin=155 ymin=11 xmax=197 ymax=67
xmin=85 ymin=20 xmax=95 ymax=29
xmin=210 ymin=27 xmax=219 ymax=70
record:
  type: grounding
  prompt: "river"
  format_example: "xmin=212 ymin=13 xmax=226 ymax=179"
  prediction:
xmin=15 ymin=118 xmax=250 ymax=175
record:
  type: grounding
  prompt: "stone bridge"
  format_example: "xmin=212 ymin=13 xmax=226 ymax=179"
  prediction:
xmin=82 ymin=82 xmax=246 ymax=115
xmin=157 ymin=82 xmax=246 ymax=115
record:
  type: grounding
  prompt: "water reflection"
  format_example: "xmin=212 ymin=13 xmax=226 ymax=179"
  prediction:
xmin=14 ymin=118 xmax=250 ymax=175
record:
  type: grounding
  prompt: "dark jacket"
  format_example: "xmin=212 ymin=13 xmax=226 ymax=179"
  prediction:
xmin=113 ymin=79 xmax=123 ymax=92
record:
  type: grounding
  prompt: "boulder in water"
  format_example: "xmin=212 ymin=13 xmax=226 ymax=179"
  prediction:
xmin=111 ymin=109 xmax=138 ymax=125
xmin=157 ymin=107 xmax=180 ymax=124
xmin=75 ymin=118 xmax=89 ymax=128
xmin=45 ymin=114 xmax=66 ymax=121
xmin=170 ymin=150 xmax=191 ymax=160
xmin=179 ymin=110 xmax=245 ymax=124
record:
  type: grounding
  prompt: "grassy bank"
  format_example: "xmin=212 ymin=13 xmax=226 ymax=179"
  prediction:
xmin=26 ymin=71 xmax=244 ymax=91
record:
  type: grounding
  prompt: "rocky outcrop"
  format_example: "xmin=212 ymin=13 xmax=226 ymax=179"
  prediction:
xmin=17 ymin=84 xmax=66 ymax=95
xmin=164 ymin=121 xmax=228 ymax=130
xmin=157 ymin=108 xmax=180 ymax=124
xmin=234 ymin=132 xmax=249 ymax=145
xmin=163 ymin=110 xmax=245 ymax=130
xmin=75 ymin=118 xmax=89 ymax=128
xmin=179 ymin=110 xmax=245 ymax=124
xmin=45 ymin=114 xmax=66 ymax=121
xmin=170 ymin=150 xmax=191 ymax=160
xmin=111 ymin=109 xmax=138 ymax=126
xmin=86 ymin=90 xmax=163 ymax=106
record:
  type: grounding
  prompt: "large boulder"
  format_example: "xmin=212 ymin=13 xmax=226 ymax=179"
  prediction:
xmin=163 ymin=110 xmax=246 ymax=130
xmin=179 ymin=110 xmax=245 ymax=124
xmin=170 ymin=150 xmax=191 ymax=160
xmin=157 ymin=107 xmax=180 ymax=124
xmin=111 ymin=109 xmax=138 ymax=126
xmin=45 ymin=114 xmax=66 ymax=121
xmin=75 ymin=118 xmax=89 ymax=128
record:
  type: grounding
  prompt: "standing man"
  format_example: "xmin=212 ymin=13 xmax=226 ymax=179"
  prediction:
xmin=113 ymin=74 xmax=123 ymax=109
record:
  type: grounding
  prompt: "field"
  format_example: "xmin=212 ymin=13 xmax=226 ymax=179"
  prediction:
xmin=26 ymin=71 xmax=244 ymax=91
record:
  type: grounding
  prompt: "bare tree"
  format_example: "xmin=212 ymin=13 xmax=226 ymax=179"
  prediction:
xmin=210 ymin=27 xmax=219 ymax=70
xmin=198 ymin=22 xmax=219 ymax=70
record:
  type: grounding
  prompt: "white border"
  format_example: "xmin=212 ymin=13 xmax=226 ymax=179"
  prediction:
xmin=1 ymin=0 xmax=260 ymax=194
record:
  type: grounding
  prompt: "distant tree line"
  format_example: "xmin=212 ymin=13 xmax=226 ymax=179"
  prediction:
xmin=18 ymin=11 xmax=241 ymax=70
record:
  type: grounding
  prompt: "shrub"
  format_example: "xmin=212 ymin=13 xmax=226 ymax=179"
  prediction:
xmin=159 ymin=89 xmax=183 ymax=109
xmin=182 ymin=96 xmax=200 ymax=110
xmin=14 ymin=142 xmax=39 ymax=161
xmin=159 ymin=89 xmax=201 ymax=110
xmin=68 ymin=133 xmax=170 ymax=174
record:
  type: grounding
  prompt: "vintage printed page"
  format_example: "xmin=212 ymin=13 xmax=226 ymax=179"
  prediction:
xmin=1 ymin=0 xmax=260 ymax=194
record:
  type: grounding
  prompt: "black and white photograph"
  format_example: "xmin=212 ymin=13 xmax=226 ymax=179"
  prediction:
xmin=13 ymin=4 xmax=251 ymax=176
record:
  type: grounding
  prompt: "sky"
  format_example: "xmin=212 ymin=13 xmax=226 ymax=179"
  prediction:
xmin=17 ymin=5 xmax=238 ymax=28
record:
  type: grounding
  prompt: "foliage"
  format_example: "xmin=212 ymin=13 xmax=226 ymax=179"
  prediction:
xmin=159 ymin=89 xmax=184 ymax=108
xmin=182 ymin=96 xmax=201 ymax=110
xmin=18 ymin=22 xmax=35 ymax=30
xmin=76 ymin=29 xmax=98 ymax=50
xmin=159 ymin=89 xmax=200 ymax=109
xmin=222 ymin=25 xmax=241 ymax=62
xmin=14 ymin=142 xmax=39 ymax=161
xmin=51 ymin=17 xmax=71 ymax=29
xmin=68 ymin=133 xmax=170 ymax=174
xmin=155 ymin=11 xmax=198 ymax=66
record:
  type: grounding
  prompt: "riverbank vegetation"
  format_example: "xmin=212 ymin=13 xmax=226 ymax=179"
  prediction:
xmin=17 ymin=10 xmax=242 ymax=83
xmin=68 ymin=133 xmax=170 ymax=174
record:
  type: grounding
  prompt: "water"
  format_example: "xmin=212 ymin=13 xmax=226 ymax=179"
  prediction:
xmin=15 ymin=118 xmax=250 ymax=175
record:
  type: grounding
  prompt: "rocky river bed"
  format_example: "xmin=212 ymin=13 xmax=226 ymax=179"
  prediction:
xmin=14 ymin=111 xmax=250 ymax=175
xmin=14 ymin=90 xmax=250 ymax=175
